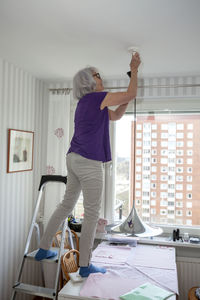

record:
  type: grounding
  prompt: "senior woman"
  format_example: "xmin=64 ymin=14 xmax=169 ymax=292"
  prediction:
xmin=35 ymin=52 xmax=141 ymax=277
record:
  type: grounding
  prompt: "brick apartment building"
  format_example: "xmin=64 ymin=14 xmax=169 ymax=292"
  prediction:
xmin=130 ymin=114 xmax=200 ymax=226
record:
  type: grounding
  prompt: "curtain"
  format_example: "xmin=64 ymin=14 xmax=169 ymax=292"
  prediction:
xmin=43 ymin=92 xmax=71 ymax=228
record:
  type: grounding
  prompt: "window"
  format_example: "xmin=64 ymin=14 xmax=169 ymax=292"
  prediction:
xmin=187 ymin=158 xmax=192 ymax=164
xmin=187 ymin=124 xmax=193 ymax=130
xmin=114 ymin=113 xmax=200 ymax=227
xmin=176 ymin=210 xmax=183 ymax=216
xmin=176 ymin=176 xmax=183 ymax=182
xmin=186 ymin=202 xmax=192 ymax=208
xmin=136 ymin=174 xmax=141 ymax=180
xmin=160 ymin=192 xmax=167 ymax=199
xmin=177 ymin=132 xmax=184 ymax=139
xmin=161 ymin=141 xmax=168 ymax=147
xmin=151 ymin=192 xmax=156 ymax=198
xmin=187 ymin=193 xmax=192 ymax=199
xmin=152 ymin=149 xmax=157 ymax=155
xmin=136 ymin=182 xmax=141 ymax=188
xmin=161 ymin=175 xmax=168 ymax=181
xmin=186 ymin=210 xmax=192 ymax=217
xmin=161 ymin=124 xmax=168 ymax=130
xmin=136 ymin=157 xmax=142 ymax=164
xmin=176 ymin=193 xmax=183 ymax=199
xmin=187 ymin=167 xmax=192 ymax=173
xmin=177 ymin=158 xmax=183 ymax=164
xmin=168 ymin=184 xmax=175 ymax=189
xmin=177 ymin=123 xmax=184 ymax=130
xmin=152 ymin=141 xmax=157 ymax=147
xmin=187 ymin=150 xmax=193 ymax=156
xmin=187 ymin=176 xmax=192 ymax=182
xmin=177 ymin=150 xmax=184 ymax=156
xmin=161 ymin=166 xmax=168 ymax=173
xmin=177 ymin=141 xmax=184 ymax=147
xmin=136 ymin=166 xmax=141 ymax=172
xmin=187 ymin=132 xmax=193 ymax=139
xmin=151 ymin=166 xmax=157 ymax=172
xmin=161 ymin=158 xmax=168 ymax=164
xmin=152 ymin=132 xmax=157 ymax=138
xmin=137 ymin=124 xmax=142 ymax=130
xmin=136 ymin=141 xmax=142 ymax=147
xmin=136 ymin=191 xmax=141 ymax=197
xmin=176 ymin=167 xmax=183 ymax=173
xmin=161 ymin=149 xmax=168 ymax=156
xmin=161 ymin=132 xmax=168 ymax=139
xmin=161 ymin=184 xmax=168 ymax=190
xmin=136 ymin=149 xmax=142 ymax=155
xmin=187 ymin=184 xmax=192 ymax=191
xmin=187 ymin=141 xmax=193 ymax=147
xmin=176 ymin=184 xmax=183 ymax=191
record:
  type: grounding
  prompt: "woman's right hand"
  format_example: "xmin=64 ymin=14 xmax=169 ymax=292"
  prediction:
xmin=130 ymin=52 xmax=141 ymax=72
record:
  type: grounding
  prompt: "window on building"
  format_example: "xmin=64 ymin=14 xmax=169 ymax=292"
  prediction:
xmin=114 ymin=112 xmax=200 ymax=227
xmin=177 ymin=150 xmax=184 ymax=156
xmin=187 ymin=150 xmax=193 ymax=156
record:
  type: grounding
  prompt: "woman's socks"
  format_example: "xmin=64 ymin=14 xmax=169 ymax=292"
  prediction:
xmin=79 ymin=264 xmax=106 ymax=277
xmin=35 ymin=248 xmax=57 ymax=261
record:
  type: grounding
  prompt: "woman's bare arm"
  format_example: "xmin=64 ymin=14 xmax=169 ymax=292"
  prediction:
xmin=100 ymin=52 xmax=140 ymax=110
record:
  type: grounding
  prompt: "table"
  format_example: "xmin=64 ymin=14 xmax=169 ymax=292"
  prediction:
xmin=58 ymin=243 xmax=178 ymax=300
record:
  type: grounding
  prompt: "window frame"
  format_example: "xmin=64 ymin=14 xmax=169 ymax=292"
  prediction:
xmin=111 ymin=101 xmax=200 ymax=237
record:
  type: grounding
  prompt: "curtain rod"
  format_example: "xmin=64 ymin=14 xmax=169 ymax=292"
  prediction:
xmin=49 ymin=83 xmax=200 ymax=93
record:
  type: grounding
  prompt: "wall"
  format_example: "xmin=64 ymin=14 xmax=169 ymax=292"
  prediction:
xmin=0 ymin=58 xmax=49 ymax=300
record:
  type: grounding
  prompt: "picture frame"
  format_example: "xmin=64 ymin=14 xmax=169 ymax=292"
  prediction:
xmin=7 ymin=129 xmax=34 ymax=173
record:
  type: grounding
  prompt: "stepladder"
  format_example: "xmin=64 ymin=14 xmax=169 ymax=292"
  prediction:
xmin=11 ymin=175 xmax=74 ymax=300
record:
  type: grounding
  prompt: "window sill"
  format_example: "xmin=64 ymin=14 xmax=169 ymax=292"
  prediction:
xmin=76 ymin=231 xmax=200 ymax=250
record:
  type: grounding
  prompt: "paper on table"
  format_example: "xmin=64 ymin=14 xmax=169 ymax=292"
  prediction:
xmin=127 ymin=245 xmax=176 ymax=270
xmin=91 ymin=244 xmax=132 ymax=265
xmin=120 ymin=282 xmax=175 ymax=300
xmin=135 ymin=266 xmax=179 ymax=295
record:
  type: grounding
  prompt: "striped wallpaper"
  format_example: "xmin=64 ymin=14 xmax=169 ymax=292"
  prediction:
xmin=0 ymin=58 xmax=48 ymax=300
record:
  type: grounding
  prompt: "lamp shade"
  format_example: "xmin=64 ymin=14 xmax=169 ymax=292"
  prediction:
xmin=111 ymin=206 xmax=163 ymax=237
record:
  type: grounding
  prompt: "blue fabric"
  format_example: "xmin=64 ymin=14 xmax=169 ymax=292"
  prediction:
xmin=35 ymin=248 xmax=57 ymax=261
xmin=68 ymin=92 xmax=111 ymax=163
xmin=79 ymin=264 xmax=106 ymax=277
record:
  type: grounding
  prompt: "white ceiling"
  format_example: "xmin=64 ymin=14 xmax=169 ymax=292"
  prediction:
xmin=0 ymin=0 xmax=200 ymax=82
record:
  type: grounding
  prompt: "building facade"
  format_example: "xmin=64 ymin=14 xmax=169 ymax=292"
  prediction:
xmin=131 ymin=114 xmax=200 ymax=226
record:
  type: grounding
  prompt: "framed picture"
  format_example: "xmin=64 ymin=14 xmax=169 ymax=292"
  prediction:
xmin=7 ymin=129 xmax=34 ymax=173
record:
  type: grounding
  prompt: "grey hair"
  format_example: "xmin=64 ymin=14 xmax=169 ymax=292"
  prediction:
xmin=73 ymin=67 xmax=97 ymax=100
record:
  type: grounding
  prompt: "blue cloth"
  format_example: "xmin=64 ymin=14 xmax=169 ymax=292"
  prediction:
xmin=68 ymin=92 xmax=111 ymax=162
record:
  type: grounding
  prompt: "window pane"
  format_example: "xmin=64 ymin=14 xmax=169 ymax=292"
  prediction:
xmin=115 ymin=113 xmax=200 ymax=226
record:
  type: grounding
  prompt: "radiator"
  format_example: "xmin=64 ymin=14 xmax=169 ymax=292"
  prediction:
xmin=176 ymin=257 xmax=200 ymax=300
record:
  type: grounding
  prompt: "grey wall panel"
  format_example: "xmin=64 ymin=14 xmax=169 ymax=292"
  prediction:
xmin=0 ymin=58 xmax=48 ymax=300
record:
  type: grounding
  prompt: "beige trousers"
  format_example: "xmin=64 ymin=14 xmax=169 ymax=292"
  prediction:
xmin=39 ymin=152 xmax=104 ymax=266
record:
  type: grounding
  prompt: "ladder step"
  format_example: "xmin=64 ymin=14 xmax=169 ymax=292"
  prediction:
xmin=14 ymin=283 xmax=55 ymax=298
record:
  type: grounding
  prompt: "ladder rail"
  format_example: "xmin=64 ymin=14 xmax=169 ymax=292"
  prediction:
xmin=53 ymin=219 xmax=68 ymax=298
xmin=11 ymin=175 xmax=68 ymax=300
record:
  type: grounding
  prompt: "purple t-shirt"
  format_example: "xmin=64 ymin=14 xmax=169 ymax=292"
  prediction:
xmin=68 ymin=92 xmax=111 ymax=163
